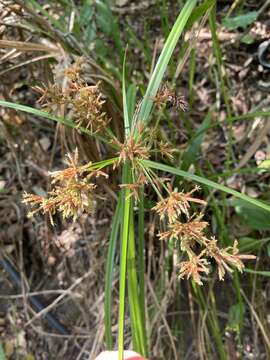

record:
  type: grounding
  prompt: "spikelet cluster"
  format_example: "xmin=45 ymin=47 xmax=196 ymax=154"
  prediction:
xmin=154 ymin=185 xmax=255 ymax=285
xmin=23 ymin=149 xmax=107 ymax=224
xmin=112 ymin=122 xmax=151 ymax=169
xmin=154 ymin=82 xmax=189 ymax=111
xmin=33 ymin=58 xmax=110 ymax=134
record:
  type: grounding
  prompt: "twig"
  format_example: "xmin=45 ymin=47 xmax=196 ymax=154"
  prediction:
xmin=24 ymin=270 xmax=92 ymax=327
xmin=236 ymin=118 xmax=270 ymax=169
xmin=147 ymin=278 xmax=178 ymax=360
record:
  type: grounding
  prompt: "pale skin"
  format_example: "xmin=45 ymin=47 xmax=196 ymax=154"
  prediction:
xmin=94 ymin=351 xmax=146 ymax=360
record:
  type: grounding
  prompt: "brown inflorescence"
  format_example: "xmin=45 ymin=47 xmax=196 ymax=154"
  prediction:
xmin=33 ymin=58 xmax=110 ymax=134
xmin=23 ymin=149 xmax=107 ymax=225
xmin=154 ymin=82 xmax=189 ymax=111
xmin=112 ymin=123 xmax=151 ymax=170
xmin=153 ymin=185 xmax=206 ymax=223
xmin=153 ymin=184 xmax=256 ymax=285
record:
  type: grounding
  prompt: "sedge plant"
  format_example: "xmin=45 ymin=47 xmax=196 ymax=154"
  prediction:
xmin=1 ymin=1 xmax=269 ymax=359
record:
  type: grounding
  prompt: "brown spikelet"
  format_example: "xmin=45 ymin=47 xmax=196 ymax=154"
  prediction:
xmin=112 ymin=126 xmax=150 ymax=169
xmin=178 ymin=255 xmax=210 ymax=286
xmin=206 ymin=238 xmax=256 ymax=280
xmin=32 ymin=83 xmax=68 ymax=111
xmin=153 ymin=185 xmax=206 ymax=222
xmin=33 ymin=71 xmax=110 ymax=134
xmin=71 ymin=82 xmax=110 ymax=133
xmin=64 ymin=58 xmax=83 ymax=83
xmin=158 ymin=217 xmax=208 ymax=242
xmin=158 ymin=141 xmax=176 ymax=160
xmin=154 ymin=82 xmax=188 ymax=111
xmin=22 ymin=149 xmax=104 ymax=224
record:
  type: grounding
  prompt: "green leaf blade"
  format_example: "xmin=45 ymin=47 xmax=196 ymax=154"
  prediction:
xmin=141 ymin=159 xmax=270 ymax=212
xmin=222 ymin=11 xmax=258 ymax=30
xmin=138 ymin=0 xmax=197 ymax=123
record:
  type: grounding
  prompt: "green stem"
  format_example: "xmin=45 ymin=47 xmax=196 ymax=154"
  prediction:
xmin=118 ymin=165 xmax=131 ymax=360
xmin=209 ymin=6 xmax=234 ymax=168
xmin=138 ymin=187 xmax=147 ymax=354
xmin=104 ymin=198 xmax=122 ymax=349
xmin=127 ymin=205 xmax=147 ymax=356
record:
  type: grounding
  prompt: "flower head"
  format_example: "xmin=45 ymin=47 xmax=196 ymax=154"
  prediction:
xmin=112 ymin=125 xmax=150 ymax=169
xmin=178 ymin=254 xmax=210 ymax=286
xmin=34 ymin=75 xmax=109 ymax=134
xmin=206 ymin=238 xmax=256 ymax=280
xmin=64 ymin=58 xmax=83 ymax=83
xmin=158 ymin=216 xmax=208 ymax=252
xmin=22 ymin=149 xmax=105 ymax=224
xmin=72 ymin=82 xmax=110 ymax=133
xmin=51 ymin=182 xmax=96 ymax=221
xmin=153 ymin=185 xmax=206 ymax=223
xmin=158 ymin=141 xmax=176 ymax=160
xmin=158 ymin=216 xmax=208 ymax=240
xmin=33 ymin=83 xmax=68 ymax=111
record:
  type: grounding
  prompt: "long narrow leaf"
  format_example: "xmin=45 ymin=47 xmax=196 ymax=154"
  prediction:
xmin=0 ymin=100 xmax=80 ymax=129
xmin=127 ymin=206 xmax=146 ymax=356
xmin=138 ymin=187 xmax=147 ymax=354
xmin=186 ymin=0 xmax=215 ymax=29
xmin=104 ymin=198 xmax=122 ymax=349
xmin=138 ymin=0 xmax=197 ymax=123
xmin=0 ymin=100 xmax=111 ymax=146
xmin=122 ymin=49 xmax=130 ymax=135
xmin=127 ymin=84 xmax=137 ymax=123
xmin=244 ymin=269 xmax=270 ymax=277
xmin=118 ymin=166 xmax=131 ymax=360
xmin=228 ymin=110 xmax=270 ymax=122
xmin=141 ymin=159 xmax=270 ymax=212
xmin=0 ymin=344 xmax=6 ymax=360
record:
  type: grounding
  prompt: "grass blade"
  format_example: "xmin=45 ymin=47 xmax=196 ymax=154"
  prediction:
xmin=186 ymin=0 xmax=215 ymax=29
xmin=118 ymin=166 xmax=131 ymax=360
xmin=0 ymin=344 xmax=6 ymax=360
xmin=127 ymin=84 xmax=137 ymax=122
xmin=244 ymin=269 xmax=270 ymax=277
xmin=27 ymin=0 xmax=65 ymax=31
xmin=104 ymin=197 xmax=122 ymax=349
xmin=122 ymin=49 xmax=130 ymax=135
xmin=141 ymin=159 xmax=270 ymax=212
xmin=127 ymin=206 xmax=147 ymax=356
xmin=0 ymin=100 xmax=80 ymax=129
xmin=138 ymin=187 xmax=147 ymax=353
xmin=0 ymin=100 xmax=111 ymax=146
xmin=138 ymin=0 xmax=197 ymax=123
xmin=228 ymin=110 xmax=270 ymax=122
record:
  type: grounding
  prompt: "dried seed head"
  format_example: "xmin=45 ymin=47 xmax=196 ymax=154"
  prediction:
xmin=151 ymin=176 xmax=255 ymax=285
xmin=32 ymin=83 xmax=68 ymax=111
xmin=71 ymin=82 xmax=110 ymax=133
xmin=158 ymin=141 xmax=176 ymax=160
xmin=206 ymin=238 xmax=256 ymax=280
xmin=112 ymin=131 xmax=150 ymax=169
xmin=153 ymin=185 xmax=206 ymax=222
xmin=154 ymin=82 xmax=188 ymax=111
xmin=64 ymin=58 xmax=83 ymax=83
xmin=22 ymin=149 xmax=105 ymax=224
xmin=178 ymin=255 xmax=210 ymax=286
xmin=50 ymin=182 xmax=96 ymax=221
xmin=23 ymin=192 xmax=57 ymax=225
xmin=49 ymin=149 xmax=87 ymax=183
xmin=158 ymin=217 xmax=208 ymax=243
xmin=34 ymin=73 xmax=110 ymax=134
